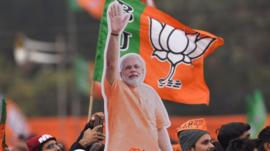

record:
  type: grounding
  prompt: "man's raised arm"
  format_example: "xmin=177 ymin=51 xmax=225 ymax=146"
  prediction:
xmin=105 ymin=2 xmax=130 ymax=84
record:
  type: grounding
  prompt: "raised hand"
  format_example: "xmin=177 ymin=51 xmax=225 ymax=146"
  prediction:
xmin=79 ymin=125 xmax=105 ymax=148
xmin=108 ymin=2 xmax=131 ymax=35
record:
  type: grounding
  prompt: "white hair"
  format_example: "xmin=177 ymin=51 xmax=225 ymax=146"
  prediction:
xmin=120 ymin=53 xmax=146 ymax=72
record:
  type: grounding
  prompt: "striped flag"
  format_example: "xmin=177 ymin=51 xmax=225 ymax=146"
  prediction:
xmin=94 ymin=0 xmax=224 ymax=104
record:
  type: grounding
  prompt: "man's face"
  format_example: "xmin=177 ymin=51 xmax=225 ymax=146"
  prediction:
xmin=121 ymin=57 xmax=144 ymax=87
xmin=190 ymin=134 xmax=214 ymax=151
xmin=42 ymin=140 xmax=61 ymax=151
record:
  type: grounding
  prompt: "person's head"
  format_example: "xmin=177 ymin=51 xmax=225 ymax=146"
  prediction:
xmin=212 ymin=141 xmax=225 ymax=151
xmin=26 ymin=134 xmax=61 ymax=151
xmin=120 ymin=53 xmax=145 ymax=87
xmin=258 ymin=126 xmax=270 ymax=151
xmin=217 ymin=122 xmax=251 ymax=150
xmin=178 ymin=129 xmax=214 ymax=151
xmin=225 ymin=138 xmax=259 ymax=151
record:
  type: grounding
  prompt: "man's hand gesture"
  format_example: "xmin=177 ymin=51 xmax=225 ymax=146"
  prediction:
xmin=79 ymin=125 xmax=105 ymax=148
xmin=108 ymin=2 xmax=131 ymax=35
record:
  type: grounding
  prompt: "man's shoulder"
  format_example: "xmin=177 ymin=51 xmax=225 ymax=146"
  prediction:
xmin=102 ymin=78 xmax=125 ymax=86
xmin=141 ymin=83 xmax=153 ymax=89
xmin=141 ymin=83 xmax=158 ymax=95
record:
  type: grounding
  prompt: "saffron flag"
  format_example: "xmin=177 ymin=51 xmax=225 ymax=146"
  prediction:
xmin=77 ymin=0 xmax=154 ymax=19
xmin=94 ymin=0 xmax=224 ymax=104
xmin=77 ymin=0 xmax=105 ymax=19
xmin=247 ymin=89 xmax=267 ymax=138
xmin=0 ymin=97 xmax=7 ymax=151
xmin=6 ymin=100 xmax=31 ymax=139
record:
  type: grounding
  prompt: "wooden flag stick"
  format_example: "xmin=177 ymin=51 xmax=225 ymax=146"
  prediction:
xmin=88 ymin=64 xmax=94 ymax=121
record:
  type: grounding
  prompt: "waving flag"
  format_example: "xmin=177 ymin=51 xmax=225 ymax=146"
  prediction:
xmin=77 ymin=0 xmax=154 ymax=19
xmin=77 ymin=0 xmax=105 ymax=19
xmin=6 ymin=100 xmax=31 ymax=139
xmin=247 ymin=89 xmax=267 ymax=138
xmin=94 ymin=0 xmax=224 ymax=104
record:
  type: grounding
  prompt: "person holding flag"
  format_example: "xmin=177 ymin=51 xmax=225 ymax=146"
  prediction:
xmin=103 ymin=1 xmax=172 ymax=151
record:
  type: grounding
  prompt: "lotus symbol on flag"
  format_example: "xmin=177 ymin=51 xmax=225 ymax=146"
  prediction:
xmin=149 ymin=18 xmax=215 ymax=89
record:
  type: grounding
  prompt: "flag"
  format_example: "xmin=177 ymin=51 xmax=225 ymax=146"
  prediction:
xmin=6 ymin=101 xmax=31 ymax=139
xmin=74 ymin=56 xmax=90 ymax=95
xmin=77 ymin=0 xmax=105 ymax=19
xmin=141 ymin=0 xmax=155 ymax=7
xmin=94 ymin=0 xmax=224 ymax=104
xmin=0 ymin=96 xmax=7 ymax=151
xmin=246 ymin=89 xmax=267 ymax=138
xmin=68 ymin=0 xmax=83 ymax=12
xmin=77 ymin=0 xmax=153 ymax=19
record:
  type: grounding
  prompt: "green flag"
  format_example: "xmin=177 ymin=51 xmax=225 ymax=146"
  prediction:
xmin=247 ymin=89 xmax=267 ymax=138
xmin=0 ymin=96 xmax=7 ymax=150
xmin=94 ymin=0 xmax=144 ymax=82
xmin=68 ymin=0 xmax=83 ymax=12
xmin=74 ymin=56 xmax=90 ymax=95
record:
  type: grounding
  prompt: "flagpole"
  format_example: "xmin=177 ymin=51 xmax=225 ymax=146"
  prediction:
xmin=88 ymin=64 xmax=94 ymax=121
xmin=88 ymin=95 xmax=94 ymax=121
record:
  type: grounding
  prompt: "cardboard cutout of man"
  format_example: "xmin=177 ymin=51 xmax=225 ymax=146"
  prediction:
xmin=102 ymin=2 xmax=172 ymax=151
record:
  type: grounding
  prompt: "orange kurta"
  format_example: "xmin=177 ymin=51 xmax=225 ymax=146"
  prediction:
xmin=104 ymin=79 xmax=170 ymax=151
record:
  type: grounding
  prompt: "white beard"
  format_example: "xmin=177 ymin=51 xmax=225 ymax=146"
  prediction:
xmin=122 ymin=75 xmax=144 ymax=87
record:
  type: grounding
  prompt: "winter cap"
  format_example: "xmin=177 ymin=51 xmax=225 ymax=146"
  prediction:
xmin=178 ymin=129 xmax=209 ymax=151
xmin=177 ymin=118 xmax=209 ymax=151
xmin=26 ymin=134 xmax=56 ymax=151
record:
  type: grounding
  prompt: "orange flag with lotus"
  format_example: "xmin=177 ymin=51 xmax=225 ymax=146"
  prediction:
xmin=94 ymin=0 xmax=224 ymax=105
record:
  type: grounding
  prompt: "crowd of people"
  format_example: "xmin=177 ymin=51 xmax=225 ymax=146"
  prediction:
xmin=6 ymin=115 xmax=270 ymax=151
xmin=175 ymin=121 xmax=270 ymax=151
